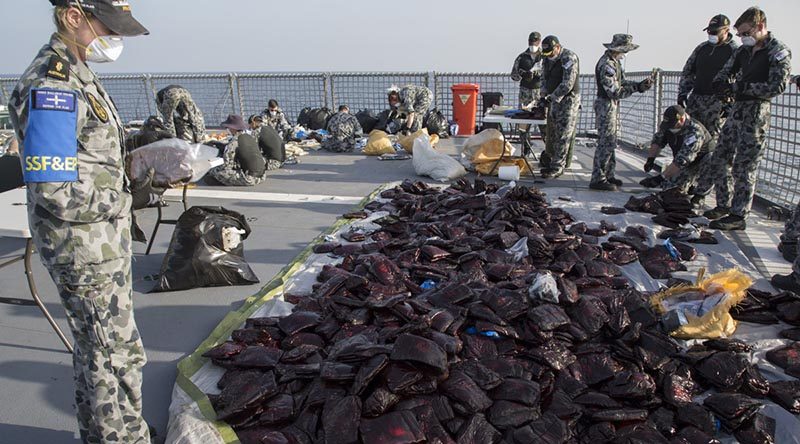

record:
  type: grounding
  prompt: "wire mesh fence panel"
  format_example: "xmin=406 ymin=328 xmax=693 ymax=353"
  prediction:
xmin=616 ymin=71 xmax=659 ymax=148
xmin=237 ymin=73 xmax=327 ymax=125
xmin=577 ymin=75 xmax=598 ymax=136
xmin=433 ymin=73 xmax=519 ymax=128
xmin=0 ymin=78 xmax=20 ymax=106
xmin=98 ymin=74 xmax=154 ymax=124
xmin=150 ymin=74 xmax=237 ymax=127
xmin=330 ymin=73 xmax=428 ymax=115
xmin=758 ymin=85 xmax=800 ymax=209
xmin=658 ymin=71 xmax=682 ymax=117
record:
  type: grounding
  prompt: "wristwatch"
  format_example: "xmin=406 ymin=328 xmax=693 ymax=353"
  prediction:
xmin=675 ymin=157 xmax=688 ymax=167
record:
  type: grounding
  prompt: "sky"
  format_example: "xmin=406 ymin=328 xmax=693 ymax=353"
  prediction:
xmin=3 ymin=0 xmax=800 ymax=75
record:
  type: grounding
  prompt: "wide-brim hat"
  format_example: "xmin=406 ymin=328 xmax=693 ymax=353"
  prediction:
xmin=603 ymin=33 xmax=639 ymax=53
xmin=221 ymin=114 xmax=247 ymax=132
xmin=50 ymin=0 xmax=149 ymax=36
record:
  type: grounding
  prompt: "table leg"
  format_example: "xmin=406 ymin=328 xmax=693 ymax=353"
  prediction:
xmin=24 ymin=239 xmax=73 ymax=354
xmin=145 ymin=205 xmax=163 ymax=256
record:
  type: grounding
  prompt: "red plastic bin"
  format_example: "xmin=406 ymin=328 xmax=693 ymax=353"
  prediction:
xmin=451 ymin=83 xmax=480 ymax=136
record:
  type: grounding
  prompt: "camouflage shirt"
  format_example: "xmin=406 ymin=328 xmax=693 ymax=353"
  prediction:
xmin=261 ymin=108 xmax=291 ymax=135
xmin=511 ymin=48 xmax=543 ymax=90
xmin=398 ymin=85 xmax=433 ymax=114
xmin=541 ymin=48 xmax=580 ymax=101
xmin=594 ymin=51 xmax=639 ymax=101
xmin=651 ymin=118 xmax=712 ymax=166
xmin=714 ymin=32 xmax=792 ymax=101
xmin=8 ymin=34 xmax=131 ymax=266
xmin=678 ymin=36 xmax=738 ymax=98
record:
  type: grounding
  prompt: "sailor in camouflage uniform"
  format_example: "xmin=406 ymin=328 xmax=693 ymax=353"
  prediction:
xmin=9 ymin=1 xmax=152 ymax=442
xmin=209 ymin=115 xmax=266 ymax=186
xmin=396 ymin=85 xmax=433 ymax=133
xmin=156 ymin=84 xmax=206 ymax=143
xmin=677 ymin=15 xmax=738 ymax=207
xmin=261 ymin=99 xmax=292 ymax=140
xmin=590 ymin=34 xmax=654 ymax=191
xmin=705 ymin=7 xmax=792 ymax=231
xmin=644 ymin=105 xmax=715 ymax=193
xmin=511 ymin=32 xmax=544 ymax=108
xmin=538 ymin=36 xmax=580 ymax=178
xmin=322 ymin=105 xmax=363 ymax=153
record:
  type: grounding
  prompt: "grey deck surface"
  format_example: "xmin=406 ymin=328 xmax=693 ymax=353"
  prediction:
xmin=0 ymin=137 xmax=789 ymax=443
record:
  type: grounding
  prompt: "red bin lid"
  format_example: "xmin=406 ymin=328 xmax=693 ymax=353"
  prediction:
xmin=451 ymin=83 xmax=480 ymax=92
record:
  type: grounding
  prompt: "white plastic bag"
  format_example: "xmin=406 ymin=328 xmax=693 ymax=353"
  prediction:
xmin=506 ymin=236 xmax=529 ymax=262
xmin=128 ymin=138 xmax=220 ymax=186
xmin=528 ymin=271 xmax=560 ymax=303
xmin=412 ymin=136 xmax=466 ymax=182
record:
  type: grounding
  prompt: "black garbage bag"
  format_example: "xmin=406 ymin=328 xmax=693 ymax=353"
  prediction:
xmin=355 ymin=109 xmax=379 ymax=134
xmin=695 ymin=351 xmax=749 ymax=391
xmin=734 ymin=413 xmax=776 ymax=444
xmin=298 ymin=107 xmax=332 ymax=130
xmin=768 ymin=379 xmax=800 ymax=414
xmin=703 ymin=393 xmax=762 ymax=431
xmin=424 ymin=108 xmax=450 ymax=138
xmin=765 ymin=342 xmax=800 ymax=377
xmin=152 ymin=206 xmax=259 ymax=292
xmin=0 ymin=154 xmax=24 ymax=193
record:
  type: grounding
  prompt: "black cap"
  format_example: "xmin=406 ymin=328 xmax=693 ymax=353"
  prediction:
xmin=144 ymin=115 xmax=164 ymax=129
xmin=50 ymin=0 xmax=149 ymax=36
xmin=541 ymin=35 xmax=560 ymax=57
xmin=704 ymin=14 xmax=730 ymax=32
xmin=528 ymin=32 xmax=541 ymax=43
xmin=221 ymin=114 xmax=247 ymax=132
xmin=660 ymin=105 xmax=686 ymax=130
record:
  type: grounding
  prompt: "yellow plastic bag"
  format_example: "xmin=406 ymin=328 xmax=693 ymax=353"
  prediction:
xmin=398 ymin=128 xmax=429 ymax=153
xmin=474 ymin=158 xmax=533 ymax=176
xmin=650 ymin=268 xmax=752 ymax=339
xmin=364 ymin=130 xmax=395 ymax=156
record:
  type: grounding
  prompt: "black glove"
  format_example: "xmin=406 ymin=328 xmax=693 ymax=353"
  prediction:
xmin=131 ymin=168 xmax=165 ymax=210
xmin=643 ymin=157 xmax=656 ymax=173
xmin=638 ymin=78 xmax=654 ymax=93
xmin=795 ymin=76 xmax=800 ymax=89
xmin=536 ymin=96 xmax=551 ymax=108
xmin=677 ymin=95 xmax=688 ymax=108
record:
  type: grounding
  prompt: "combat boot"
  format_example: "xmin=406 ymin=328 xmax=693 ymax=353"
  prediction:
xmin=690 ymin=194 xmax=705 ymax=209
xmin=540 ymin=168 xmax=564 ymax=179
xmin=709 ymin=214 xmax=746 ymax=231
xmin=703 ymin=206 xmax=730 ymax=220
xmin=608 ymin=178 xmax=623 ymax=187
xmin=589 ymin=181 xmax=618 ymax=192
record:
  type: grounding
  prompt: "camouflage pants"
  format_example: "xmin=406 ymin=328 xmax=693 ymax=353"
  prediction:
xmin=591 ymin=98 xmax=619 ymax=184
xmin=48 ymin=252 xmax=150 ymax=444
xmin=703 ymin=100 xmax=771 ymax=217
xmin=784 ymin=201 xmax=800 ymax=243
xmin=323 ymin=138 xmax=357 ymax=153
xmin=158 ymin=88 xmax=205 ymax=143
xmin=544 ymin=94 xmax=580 ymax=170
xmin=661 ymin=152 xmax=713 ymax=193
xmin=687 ymin=94 xmax=726 ymax=197
xmin=209 ymin=166 xmax=266 ymax=186
xmin=519 ymin=87 xmax=540 ymax=108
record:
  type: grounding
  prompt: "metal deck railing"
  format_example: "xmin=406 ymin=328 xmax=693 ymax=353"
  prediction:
xmin=0 ymin=70 xmax=797 ymax=210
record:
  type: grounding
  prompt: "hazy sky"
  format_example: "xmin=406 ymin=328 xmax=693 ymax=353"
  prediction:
xmin=4 ymin=0 xmax=800 ymax=75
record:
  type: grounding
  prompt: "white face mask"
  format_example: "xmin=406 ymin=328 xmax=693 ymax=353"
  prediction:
xmin=669 ymin=127 xmax=681 ymax=134
xmin=86 ymin=35 xmax=124 ymax=63
xmin=616 ymin=54 xmax=626 ymax=61
xmin=530 ymin=45 xmax=539 ymax=52
xmin=741 ymin=36 xmax=757 ymax=47
xmin=708 ymin=35 xmax=719 ymax=45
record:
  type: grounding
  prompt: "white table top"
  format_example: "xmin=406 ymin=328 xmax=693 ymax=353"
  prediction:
xmin=0 ymin=188 xmax=31 ymax=238
xmin=483 ymin=114 xmax=546 ymax=125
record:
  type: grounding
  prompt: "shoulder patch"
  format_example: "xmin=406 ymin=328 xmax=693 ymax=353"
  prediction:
xmin=32 ymin=89 xmax=76 ymax=112
xmin=684 ymin=135 xmax=697 ymax=146
xmin=85 ymin=92 xmax=109 ymax=123
xmin=563 ymin=59 xmax=574 ymax=70
xmin=46 ymin=55 xmax=70 ymax=82
xmin=773 ymin=49 xmax=789 ymax=61
xmin=604 ymin=65 xmax=616 ymax=76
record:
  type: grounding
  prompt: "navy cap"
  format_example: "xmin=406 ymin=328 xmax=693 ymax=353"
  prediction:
xmin=50 ymin=0 xmax=149 ymax=36
xmin=660 ymin=105 xmax=686 ymax=130
xmin=541 ymin=35 xmax=560 ymax=57
xmin=704 ymin=14 xmax=730 ymax=32
xmin=528 ymin=32 xmax=541 ymax=43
